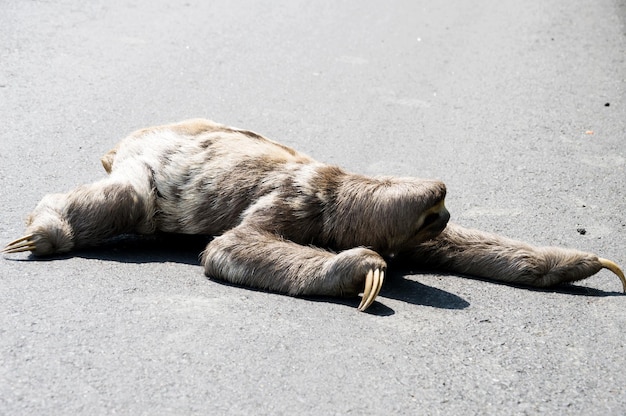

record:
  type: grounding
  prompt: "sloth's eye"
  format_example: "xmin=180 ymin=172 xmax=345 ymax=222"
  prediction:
xmin=421 ymin=212 xmax=440 ymax=229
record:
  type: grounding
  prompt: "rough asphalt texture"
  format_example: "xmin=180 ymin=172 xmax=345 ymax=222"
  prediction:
xmin=1 ymin=0 xmax=625 ymax=414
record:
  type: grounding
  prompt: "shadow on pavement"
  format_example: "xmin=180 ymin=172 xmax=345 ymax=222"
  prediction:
xmin=9 ymin=233 xmax=211 ymax=266
xmin=6 ymin=234 xmax=621 ymax=316
xmin=452 ymin=273 xmax=625 ymax=297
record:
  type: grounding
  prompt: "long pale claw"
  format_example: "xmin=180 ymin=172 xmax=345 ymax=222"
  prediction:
xmin=358 ymin=268 xmax=385 ymax=312
xmin=2 ymin=234 xmax=36 ymax=254
xmin=598 ymin=258 xmax=626 ymax=293
xmin=359 ymin=270 xmax=373 ymax=309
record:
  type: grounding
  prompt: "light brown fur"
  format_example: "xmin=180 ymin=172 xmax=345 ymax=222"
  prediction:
xmin=4 ymin=119 xmax=624 ymax=310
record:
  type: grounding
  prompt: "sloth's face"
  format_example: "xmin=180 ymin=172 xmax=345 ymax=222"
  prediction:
xmin=378 ymin=192 xmax=450 ymax=255
xmin=376 ymin=179 xmax=451 ymax=254
xmin=331 ymin=176 xmax=450 ymax=254
xmin=412 ymin=198 xmax=450 ymax=241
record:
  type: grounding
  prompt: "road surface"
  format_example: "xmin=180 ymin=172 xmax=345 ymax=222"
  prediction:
xmin=1 ymin=0 xmax=625 ymax=414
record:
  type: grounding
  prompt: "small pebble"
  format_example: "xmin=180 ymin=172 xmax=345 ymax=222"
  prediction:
xmin=577 ymin=228 xmax=587 ymax=235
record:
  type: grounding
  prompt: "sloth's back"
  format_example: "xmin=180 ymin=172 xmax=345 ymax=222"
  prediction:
xmin=106 ymin=119 xmax=316 ymax=235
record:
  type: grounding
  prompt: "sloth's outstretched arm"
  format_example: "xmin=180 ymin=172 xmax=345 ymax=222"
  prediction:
xmin=3 ymin=168 xmax=155 ymax=256
xmin=410 ymin=222 xmax=626 ymax=291
xmin=201 ymin=226 xmax=387 ymax=311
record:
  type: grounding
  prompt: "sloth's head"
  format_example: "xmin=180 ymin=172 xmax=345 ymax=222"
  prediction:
xmin=326 ymin=175 xmax=450 ymax=254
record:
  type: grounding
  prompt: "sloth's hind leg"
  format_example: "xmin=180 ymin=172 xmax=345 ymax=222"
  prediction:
xmin=410 ymin=222 xmax=625 ymax=292
xmin=201 ymin=226 xmax=387 ymax=311
xmin=4 ymin=168 xmax=155 ymax=256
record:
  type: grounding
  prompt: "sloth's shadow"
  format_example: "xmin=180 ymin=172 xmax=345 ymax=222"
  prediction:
xmin=304 ymin=266 xmax=475 ymax=316
xmin=76 ymin=234 xmax=211 ymax=265
xmin=11 ymin=234 xmax=621 ymax=317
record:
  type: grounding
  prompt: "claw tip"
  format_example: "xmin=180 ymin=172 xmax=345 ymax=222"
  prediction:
xmin=598 ymin=258 xmax=626 ymax=293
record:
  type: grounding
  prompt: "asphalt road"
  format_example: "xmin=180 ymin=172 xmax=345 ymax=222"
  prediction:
xmin=1 ymin=0 xmax=625 ymax=414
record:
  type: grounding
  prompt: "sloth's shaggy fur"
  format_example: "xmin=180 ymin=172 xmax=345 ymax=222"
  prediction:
xmin=4 ymin=119 xmax=624 ymax=310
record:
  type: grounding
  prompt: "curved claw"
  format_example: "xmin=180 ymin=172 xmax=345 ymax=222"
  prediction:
xmin=2 ymin=234 xmax=36 ymax=254
xmin=598 ymin=258 xmax=626 ymax=293
xmin=358 ymin=268 xmax=385 ymax=312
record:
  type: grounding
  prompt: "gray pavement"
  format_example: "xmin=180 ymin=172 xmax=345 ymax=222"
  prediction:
xmin=1 ymin=0 xmax=625 ymax=414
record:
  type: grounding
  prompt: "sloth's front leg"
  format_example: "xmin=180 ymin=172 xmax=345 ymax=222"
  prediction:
xmin=409 ymin=222 xmax=625 ymax=291
xmin=201 ymin=226 xmax=387 ymax=311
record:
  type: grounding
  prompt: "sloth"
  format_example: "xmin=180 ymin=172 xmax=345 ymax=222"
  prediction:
xmin=3 ymin=119 xmax=625 ymax=311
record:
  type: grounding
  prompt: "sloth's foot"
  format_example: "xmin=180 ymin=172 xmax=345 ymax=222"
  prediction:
xmin=3 ymin=226 xmax=74 ymax=256
xmin=535 ymin=248 xmax=626 ymax=292
xmin=547 ymin=256 xmax=626 ymax=292
xmin=327 ymin=247 xmax=387 ymax=311
xmin=3 ymin=209 xmax=74 ymax=256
